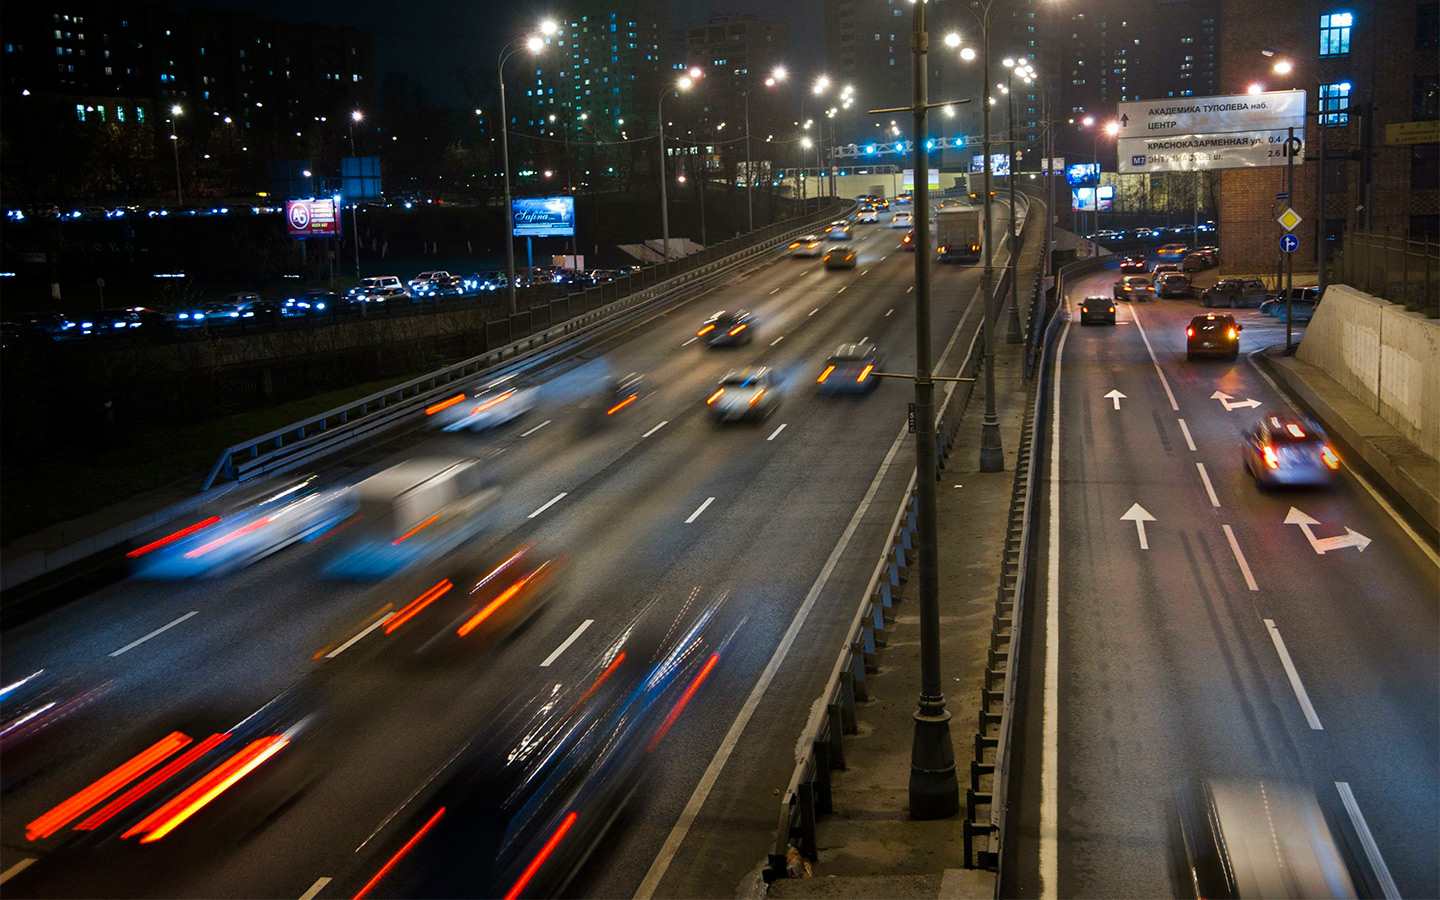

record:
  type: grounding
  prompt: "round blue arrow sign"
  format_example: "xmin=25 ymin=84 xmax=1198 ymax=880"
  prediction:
xmin=1280 ymin=233 xmax=1299 ymax=253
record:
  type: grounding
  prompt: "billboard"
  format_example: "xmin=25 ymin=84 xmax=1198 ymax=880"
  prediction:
xmin=341 ymin=156 xmax=383 ymax=200
xmin=512 ymin=196 xmax=575 ymax=237
xmin=1116 ymin=90 xmax=1307 ymax=173
xmin=1072 ymin=185 xmax=1114 ymax=212
xmin=901 ymin=168 xmax=942 ymax=190
xmin=286 ymin=198 xmax=341 ymax=238
xmin=969 ymin=152 xmax=1011 ymax=176
xmin=1066 ymin=162 xmax=1101 ymax=186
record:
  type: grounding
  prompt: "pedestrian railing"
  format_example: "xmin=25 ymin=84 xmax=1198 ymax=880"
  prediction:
xmin=1340 ymin=230 xmax=1439 ymax=318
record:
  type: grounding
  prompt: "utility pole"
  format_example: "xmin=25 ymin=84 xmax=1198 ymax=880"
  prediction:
xmin=978 ymin=10 xmax=1003 ymax=472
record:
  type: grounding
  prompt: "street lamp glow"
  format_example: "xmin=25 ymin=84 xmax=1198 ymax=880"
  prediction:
xmin=1248 ymin=82 xmax=1264 ymax=94
xmin=171 ymin=104 xmax=182 ymax=116
xmin=540 ymin=19 xmax=559 ymax=35
xmin=944 ymin=32 xmax=962 ymax=47
xmin=801 ymin=137 xmax=813 ymax=149
xmin=677 ymin=75 xmax=693 ymax=90
xmin=1273 ymin=59 xmax=1293 ymax=74
xmin=1104 ymin=120 xmax=1119 ymax=136
xmin=813 ymin=75 xmax=831 ymax=95
xmin=772 ymin=66 xmax=788 ymax=82
xmin=1003 ymin=57 xmax=1015 ymax=67
xmin=688 ymin=66 xmax=703 ymax=79
xmin=526 ymin=35 xmax=543 ymax=52
xmin=1082 ymin=115 xmax=1095 ymax=127
xmin=959 ymin=47 xmax=976 ymax=61
xmin=352 ymin=110 xmax=363 ymax=123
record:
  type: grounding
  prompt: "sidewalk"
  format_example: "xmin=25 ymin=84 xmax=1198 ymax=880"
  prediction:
xmin=1258 ymin=348 xmax=1439 ymax=537
xmin=768 ymin=254 xmax=1040 ymax=900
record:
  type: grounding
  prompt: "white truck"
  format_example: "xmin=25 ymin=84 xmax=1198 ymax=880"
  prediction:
xmin=936 ymin=207 xmax=983 ymax=264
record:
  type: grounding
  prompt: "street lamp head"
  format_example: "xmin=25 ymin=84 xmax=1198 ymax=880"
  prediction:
xmin=772 ymin=66 xmax=788 ymax=82
xmin=688 ymin=66 xmax=703 ymax=79
xmin=1082 ymin=115 xmax=1095 ymax=127
xmin=677 ymin=75 xmax=693 ymax=90
xmin=814 ymin=75 xmax=831 ymax=95
xmin=1003 ymin=57 xmax=1015 ymax=67
xmin=959 ymin=47 xmax=977 ymax=61
xmin=1273 ymin=59 xmax=1293 ymax=74
xmin=352 ymin=110 xmax=363 ymax=123
xmin=302 ymin=169 xmax=312 ymax=178
xmin=1104 ymin=120 xmax=1119 ymax=136
xmin=171 ymin=104 xmax=182 ymax=116
xmin=1261 ymin=45 xmax=1279 ymax=57
xmin=801 ymin=137 xmax=813 ymax=149
xmin=540 ymin=19 xmax=559 ymax=35
xmin=1248 ymin=82 xmax=1264 ymax=94
xmin=526 ymin=35 xmax=544 ymax=52
xmin=765 ymin=77 xmax=776 ymax=87
xmin=944 ymin=32 xmax=962 ymax=47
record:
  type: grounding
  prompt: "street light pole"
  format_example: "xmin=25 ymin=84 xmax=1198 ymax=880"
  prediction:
xmin=169 ymin=105 xmax=183 ymax=207
xmin=1004 ymin=68 xmax=1022 ymax=343
xmin=349 ymin=111 xmax=363 ymax=283
xmin=742 ymin=69 xmax=787 ymax=234
xmin=978 ymin=5 xmax=1004 ymax=473
xmin=498 ymin=45 xmax=520 ymax=314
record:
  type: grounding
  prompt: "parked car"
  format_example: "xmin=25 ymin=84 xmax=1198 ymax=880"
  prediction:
xmin=1156 ymin=272 xmax=1193 ymax=298
xmin=282 ymin=290 xmax=342 ymax=316
xmin=1201 ymin=277 xmax=1267 ymax=309
xmin=1151 ymin=262 xmax=1182 ymax=278
xmin=1181 ymin=252 xmax=1209 ymax=272
xmin=1258 ymin=287 xmax=1320 ymax=321
xmin=1156 ymin=242 xmax=1190 ymax=257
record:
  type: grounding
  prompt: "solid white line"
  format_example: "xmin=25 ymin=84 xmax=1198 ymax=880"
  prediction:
xmin=326 ymin=614 xmax=395 ymax=659
xmin=520 ymin=419 xmax=551 ymax=437
xmin=767 ymin=423 xmax=787 ymax=441
xmin=109 ymin=610 xmax=199 ymax=657
xmin=527 ymin=492 xmax=568 ymax=519
xmin=1196 ymin=462 xmax=1221 ymax=507
xmin=684 ymin=497 xmax=715 ymax=524
xmin=838 ymin=286 xmax=848 ymax=293
xmin=1040 ymin=311 xmax=1074 ymax=900
xmin=298 ymin=876 xmax=332 ymax=900
xmin=886 ymin=308 xmax=895 ymax=316
xmin=769 ymin=288 xmax=780 ymax=295
xmin=770 ymin=336 xmax=785 ymax=346
xmin=1177 ymin=417 xmax=1197 ymax=451
xmin=0 ymin=858 xmax=36 ymax=887
xmin=634 ymin=391 xmax=917 ymax=900
xmin=642 ymin=420 xmax=668 ymax=438
xmin=1129 ymin=307 xmax=1180 ymax=412
xmin=860 ymin=269 xmax=870 ymax=276
xmin=1222 ymin=524 xmax=1259 ymax=591
xmin=808 ymin=308 xmax=819 ymax=317
xmin=541 ymin=619 xmax=594 ymax=668
xmin=681 ymin=336 xmax=698 ymax=347
xmin=1263 ymin=618 xmax=1323 ymax=730
xmin=1335 ymin=782 xmax=1401 ymax=900
xmin=1246 ymin=350 xmax=1440 ymax=570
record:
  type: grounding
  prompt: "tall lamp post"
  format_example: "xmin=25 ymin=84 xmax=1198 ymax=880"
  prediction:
xmin=498 ymin=20 xmax=558 ymax=315
xmin=1014 ymin=60 xmax=1055 ymax=281
xmin=168 ymin=105 xmax=183 ymax=206
xmin=743 ymin=67 xmax=787 ymax=232
xmin=1000 ymin=64 xmax=1023 ymax=343
xmin=348 ymin=110 xmax=364 ymax=282
xmin=659 ymin=68 xmax=701 ymax=269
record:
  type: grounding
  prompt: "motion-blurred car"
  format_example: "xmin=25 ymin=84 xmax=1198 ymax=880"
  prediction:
xmin=128 ymin=475 xmax=355 ymax=578
xmin=1119 ymin=255 xmax=1148 ymax=272
xmin=1114 ymin=275 xmax=1153 ymax=301
xmin=901 ymin=230 xmax=916 ymax=251
xmin=707 ymin=367 xmax=780 ymax=422
xmin=1156 ymin=242 xmax=1190 ymax=257
xmin=856 ymin=208 xmax=880 ymax=224
xmin=696 ymin=309 xmax=755 ymax=347
xmin=407 ymin=271 xmax=463 ymax=297
xmin=889 ymin=212 xmax=914 ymax=229
xmin=425 ymin=378 xmax=537 ymax=432
xmin=323 ymin=457 xmax=500 ymax=579
xmin=816 ymin=340 xmax=883 ymax=394
xmin=1201 ymin=277 xmax=1267 ymax=309
xmin=1 ymin=670 xmax=112 ymax=792
xmin=1241 ymin=415 xmax=1341 ymax=488
xmin=823 ymin=221 xmax=853 ymax=240
xmin=347 ymin=276 xmax=408 ymax=304
xmin=76 ymin=307 xmax=169 ymax=335
xmin=15 ymin=311 xmax=76 ymax=337
xmin=1078 ymin=297 xmax=1117 ymax=325
xmin=824 ymin=245 xmax=857 ymax=269
xmin=1186 ymin=313 xmax=1241 ymax=360
xmin=579 ymin=372 xmax=651 ymax=430
xmin=1172 ymin=778 xmax=1358 ymax=899
xmin=1156 ymin=272 xmax=1193 ymax=298
xmin=282 ymin=290 xmax=342 ymax=317
xmin=787 ymin=235 xmax=825 ymax=258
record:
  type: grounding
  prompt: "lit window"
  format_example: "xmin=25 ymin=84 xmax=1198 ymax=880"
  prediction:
xmin=1320 ymin=12 xmax=1352 ymax=57
xmin=1320 ymin=81 xmax=1352 ymax=124
xmin=75 ymin=103 xmax=85 ymax=121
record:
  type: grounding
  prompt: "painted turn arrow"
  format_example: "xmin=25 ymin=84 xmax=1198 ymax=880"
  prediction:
xmin=1120 ymin=503 xmax=1156 ymax=550
xmin=1210 ymin=390 xmax=1262 ymax=411
xmin=1284 ymin=507 xmax=1373 ymax=554
xmin=1103 ymin=389 xmax=1127 ymax=410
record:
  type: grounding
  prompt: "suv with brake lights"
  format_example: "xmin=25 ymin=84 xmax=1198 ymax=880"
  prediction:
xmin=696 ymin=310 xmax=755 ymax=347
xmin=1078 ymin=297 xmax=1116 ymax=325
xmin=817 ymin=341 xmax=883 ymax=394
xmin=707 ymin=367 xmax=780 ymax=422
xmin=1186 ymin=313 xmax=1241 ymax=360
xmin=1241 ymin=415 xmax=1342 ymax=488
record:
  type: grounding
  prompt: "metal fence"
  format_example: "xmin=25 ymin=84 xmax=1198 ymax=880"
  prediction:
xmin=1340 ymin=231 xmax=1440 ymax=317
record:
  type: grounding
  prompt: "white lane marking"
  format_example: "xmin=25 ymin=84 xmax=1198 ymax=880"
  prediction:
xmin=1222 ymin=524 xmax=1259 ymax=591
xmin=1245 ymin=350 xmax=1440 ymax=570
xmin=880 ymin=255 xmax=888 ymax=261
xmin=860 ymin=269 xmax=870 ymax=276
xmin=1196 ymin=462 xmax=1221 ymax=507
xmin=298 ymin=877 xmax=332 ymax=900
xmin=767 ymin=423 xmax=788 ymax=441
xmin=770 ymin=336 xmax=785 ymax=346
xmin=0 ymin=858 xmax=36 ymax=887
xmin=109 ymin=610 xmax=199 ymax=657
xmin=635 ymin=382 xmax=918 ymax=900
xmin=642 ymin=420 xmax=668 ymax=438
xmin=1263 ymin=618 xmax=1323 ymax=730
xmin=1040 ymin=312 xmax=1074 ymax=900
xmin=684 ymin=497 xmax=716 ymax=524
xmin=906 ymin=285 xmax=915 ymax=294
xmin=769 ymin=288 xmax=780 ymax=295
xmin=541 ymin=619 xmax=594 ymax=668
xmin=326 ymin=613 xmax=395 ymax=659
xmin=1120 ymin=503 xmax=1156 ymax=550
xmin=861 ymin=336 xmax=869 ymax=343
xmin=838 ymin=286 xmax=848 ymax=294
xmin=527 ymin=492 xmax=568 ymax=519
xmin=520 ymin=419 xmax=551 ymax=437
xmin=886 ymin=308 xmax=895 ymax=316
xmin=1178 ymin=417 xmax=1197 ymax=451
xmin=808 ymin=308 xmax=820 ymax=317
xmin=1129 ymin=307 xmax=1180 ymax=412
xmin=681 ymin=336 xmax=698 ymax=347
xmin=1335 ymin=782 xmax=1402 ymax=900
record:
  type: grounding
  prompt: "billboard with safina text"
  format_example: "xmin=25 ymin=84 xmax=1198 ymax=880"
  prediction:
xmin=512 ymin=197 xmax=576 ymax=237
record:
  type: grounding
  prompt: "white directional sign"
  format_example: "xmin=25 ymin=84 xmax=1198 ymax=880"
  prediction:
xmin=1121 ymin=503 xmax=1156 ymax=550
xmin=1285 ymin=507 xmax=1372 ymax=554
xmin=1116 ymin=90 xmax=1306 ymax=174
xmin=1103 ymin=389 xmax=1127 ymax=410
xmin=1211 ymin=390 xmax=1261 ymax=411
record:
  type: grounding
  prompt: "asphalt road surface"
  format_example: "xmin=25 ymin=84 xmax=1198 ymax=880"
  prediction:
xmin=0 ymin=208 xmax=1011 ymax=899
xmin=1003 ymin=264 xmax=1439 ymax=899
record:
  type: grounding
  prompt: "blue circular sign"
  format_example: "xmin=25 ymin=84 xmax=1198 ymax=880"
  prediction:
xmin=1280 ymin=233 xmax=1299 ymax=253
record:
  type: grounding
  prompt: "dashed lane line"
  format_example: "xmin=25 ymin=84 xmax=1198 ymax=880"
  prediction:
xmin=1222 ymin=524 xmax=1259 ymax=591
xmin=110 ymin=611 xmax=199 ymax=658
xmin=1177 ymin=417 xmax=1197 ymax=451
xmin=541 ymin=619 xmax=594 ymax=668
xmin=527 ymin=492 xmax=568 ymax=519
xmin=684 ymin=497 xmax=716 ymax=524
xmin=767 ymin=423 xmax=787 ymax=441
xmin=1196 ymin=462 xmax=1220 ymax=507
xmin=1264 ymin=618 xmax=1323 ymax=730
xmin=520 ymin=420 xmax=551 ymax=437
xmin=642 ymin=421 xmax=669 ymax=438
xmin=1129 ymin=306 xmax=1180 ymax=412
xmin=1336 ymin=782 xmax=1401 ymax=900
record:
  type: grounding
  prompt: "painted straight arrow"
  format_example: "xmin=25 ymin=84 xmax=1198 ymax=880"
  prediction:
xmin=1104 ymin=389 xmax=1127 ymax=410
xmin=1210 ymin=390 xmax=1262 ymax=411
xmin=1284 ymin=507 xmax=1373 ymax=554
xmin=1120 ymin=503 xmax=1156 ymax=550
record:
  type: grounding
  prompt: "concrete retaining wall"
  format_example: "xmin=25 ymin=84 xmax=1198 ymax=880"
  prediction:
xmin=1297 ymin=284 xmax=1440 ymax=460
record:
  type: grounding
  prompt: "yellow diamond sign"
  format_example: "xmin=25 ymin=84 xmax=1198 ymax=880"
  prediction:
xmin=1277 ymin=207 xmax=1303 ymax=232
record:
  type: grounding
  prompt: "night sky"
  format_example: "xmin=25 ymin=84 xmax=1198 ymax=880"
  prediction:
xmin=156 ymin=0 xmax=826 ymax=107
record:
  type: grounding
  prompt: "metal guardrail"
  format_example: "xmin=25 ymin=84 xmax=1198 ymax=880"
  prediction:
xmin=1340 ymin=230 xmax=1439 ymax=317
xmin=200 ymin=202 xmax=849 ymax=490
xmin=765 ymin=201 xmax=1039 ymax=879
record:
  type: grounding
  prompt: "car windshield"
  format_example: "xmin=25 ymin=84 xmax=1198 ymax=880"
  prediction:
xmin=721 ymin=372 xmax=762 ymax=388
xmin=1125 ymin=277 xmax=1150 ymax=286
xmin=1192 ymin=319 xmax=1228 ymax=333
xmin=830 ymin=344 xmax=871 ymax=362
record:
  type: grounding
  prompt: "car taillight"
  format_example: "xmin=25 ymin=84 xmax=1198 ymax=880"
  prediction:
xmin=1228 ymin=327 xmax=1237 ymax=339
xmin=748 ymin=388 xmax=765 ymax=407
xmin=728 ymin=323 xmax=747 ymax=336
xmin=817 ymin=365 xmax=835 ymax=384
xmin=1321 ymin=445 xmax=1340 ymax=469
xmin=1186 ymin=327 xmax=1194 ymax=337
xmin=857 ymin=365 xmax=873 ymax=383
xmin=1108 ymin=307 xmax=1115 ymax=312
xmin=1262 ymin=445 xmax=1280 ymax=469
xmin=697 ymin=324 xmax=715 ymax=337
xmin=707 ymin=389 xmax=724 ymax=405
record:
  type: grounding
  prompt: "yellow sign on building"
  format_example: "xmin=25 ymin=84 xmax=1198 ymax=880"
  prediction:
xmin=1385 ymin=120 xmax=1440 ymax=146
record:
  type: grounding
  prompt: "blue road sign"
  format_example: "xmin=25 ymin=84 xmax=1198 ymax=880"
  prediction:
xmin=1280 ymin=233 xmax=1299 ymax=253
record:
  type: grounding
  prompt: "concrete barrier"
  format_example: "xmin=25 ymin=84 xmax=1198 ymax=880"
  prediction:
xmin=1297 ymin=284 xmax=1440 ymax=460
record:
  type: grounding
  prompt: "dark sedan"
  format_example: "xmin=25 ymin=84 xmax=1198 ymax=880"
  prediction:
xmin=696 ymin=309 xmax=755 ymax=347
xmin=1078 ymin=296 xmax=1116 ymax=325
